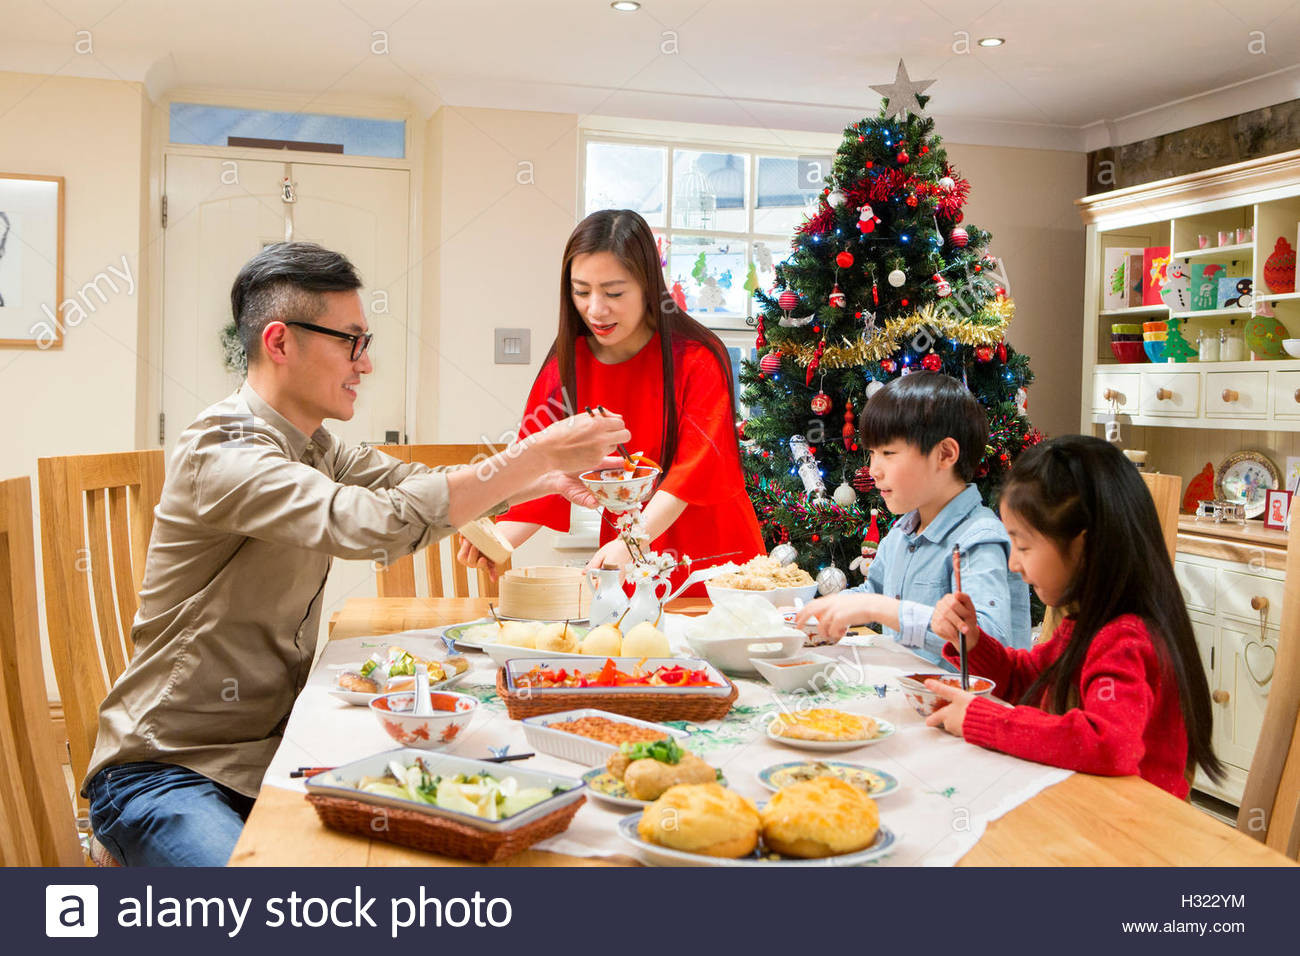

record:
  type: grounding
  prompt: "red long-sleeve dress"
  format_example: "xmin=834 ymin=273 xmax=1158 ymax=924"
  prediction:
xmin=500 ymin=332 xmax=764 ymax=594
xmin=942 ymin=614 xmax=1193 ymax=798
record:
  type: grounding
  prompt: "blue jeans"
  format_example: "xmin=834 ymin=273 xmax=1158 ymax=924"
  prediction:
xmin=87 ymin=761 xmax=257 ymax=867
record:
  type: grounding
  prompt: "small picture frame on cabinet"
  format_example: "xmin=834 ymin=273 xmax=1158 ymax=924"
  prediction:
xmin=1264 ymin=489 xmax=1292 ymax=530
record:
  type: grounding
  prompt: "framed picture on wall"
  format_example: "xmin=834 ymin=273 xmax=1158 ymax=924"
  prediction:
xmin=0 ymin=173 xmax=65 ymax=349
xmin=1264 ymin=489 xmax=1292 ymax=531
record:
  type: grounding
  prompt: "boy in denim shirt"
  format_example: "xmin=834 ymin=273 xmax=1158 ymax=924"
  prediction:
xmin=796 ymin=372 xmax=1030 ymax=667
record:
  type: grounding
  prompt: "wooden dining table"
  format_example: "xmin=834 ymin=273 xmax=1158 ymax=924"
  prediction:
xmin=230 ymin=597 xmax=1295 ymax=867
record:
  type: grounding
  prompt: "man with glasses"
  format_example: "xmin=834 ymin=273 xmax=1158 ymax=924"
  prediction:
xmin=82 ymin=242 xmax=630 ymax=866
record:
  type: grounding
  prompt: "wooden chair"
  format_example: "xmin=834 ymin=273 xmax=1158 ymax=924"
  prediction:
xmin=371 ymin=444 xmax=512 ymax=599
xmin=0 ymin=476 xmax=83 ymax=865
xmin=1236 ymin=511 xmax=1300 ymax=858
xmin=1037 ymin=471 xmax=1182 ymax=644
xmin=37 ymin=450 xmax=165 ymax=804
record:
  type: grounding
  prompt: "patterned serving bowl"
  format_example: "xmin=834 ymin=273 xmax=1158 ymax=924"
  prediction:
xmin=370 ymin=690 xmax=477 ymax=749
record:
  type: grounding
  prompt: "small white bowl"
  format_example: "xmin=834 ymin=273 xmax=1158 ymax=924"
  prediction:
xmin=897 ymin=672 xmax=995 ymax=718
xmin=705 ymin=582 xmax=819 ymax=607
xmin=683 ymin=632 xmax=806 ymax=676
xmin=1282 ymin=339 xmax=1300 ymax=358
xmin=369 ymin=690 xmax=477 ymax=749
xmin=750 ymin=653 xmax=839 ymax=692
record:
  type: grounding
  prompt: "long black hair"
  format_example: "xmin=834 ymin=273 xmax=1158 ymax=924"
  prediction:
xmin=535 ymin=209 xmax=739 ymax=473
xmin=1000 ymin=435 xmax=1223 ymax=782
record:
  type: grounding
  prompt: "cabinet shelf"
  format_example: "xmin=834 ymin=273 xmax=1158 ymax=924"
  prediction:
xmin=1099 ymin=305 xmax=1169 ymax=317
xmin=1171 ymin=242 xmax=1254 ymax=259
xmin=1169 ymin=308 xmax=1252 ymax=320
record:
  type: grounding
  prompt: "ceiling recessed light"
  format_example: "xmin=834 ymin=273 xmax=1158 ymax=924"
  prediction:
xmin=611 ymin=1 xmax=641 ymax=10
xmin=978 ymin=37 xmax=1005 ymax=47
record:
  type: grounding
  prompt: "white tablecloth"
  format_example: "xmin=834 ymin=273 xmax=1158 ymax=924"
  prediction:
xmin=262 ymin=620 xmax=1070 ymax=867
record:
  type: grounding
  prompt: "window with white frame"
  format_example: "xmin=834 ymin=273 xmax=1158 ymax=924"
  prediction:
xmin=582 ymin=135 xmax=821 ymax=332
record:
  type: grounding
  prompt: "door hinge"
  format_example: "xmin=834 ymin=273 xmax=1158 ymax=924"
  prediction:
xmin=1210 ymin=645 xmax=1215 ymax=670
xmin=161 ymin=194 xmax=168 ymax=228
xmin=158 ymin=411 xmax=165 ymax=444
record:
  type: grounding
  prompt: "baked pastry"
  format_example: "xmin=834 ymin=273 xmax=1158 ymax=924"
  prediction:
xmin=760 ymin=777 xmax=879 ymax=858
xmin=637 ymin=783 xmax=761 ymax=858
xmin=769 ymin=708 xmax=878 ymax=741
xmin=337 ymin=671 xmax=379 ymax=694
xmin=606 ymin=747 xmax=717 ymax=801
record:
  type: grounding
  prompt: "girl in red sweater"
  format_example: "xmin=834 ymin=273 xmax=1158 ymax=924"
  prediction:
xmin=925 ymin=435 xmax=1222 ymax=798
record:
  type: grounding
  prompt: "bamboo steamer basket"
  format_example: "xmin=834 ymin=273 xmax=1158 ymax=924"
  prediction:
xmin=497 ymin=565 xmax=592 ymax=620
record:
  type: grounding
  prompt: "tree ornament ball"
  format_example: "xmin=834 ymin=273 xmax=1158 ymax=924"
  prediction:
xmin=921 ymin=352 xmax=942 ymax=372
xmin=827 ymin=190 xmax=846 ymax=207
xmin=851 ymin=466 xmax=875 ymax=492
xmin=934 ymin=275 xmax=952 ymax=298
xmin=810 ymin=391 xmax=832 ymax=415
xmin=778 ymin=290 xmax=799 ymax=311
xmin=880 ymin=358 xmax=897 ymax=373
xmin=975 ymin=345 xmax=994 ymax=363
xmin=816 ymin=566 xmax=848 ymax=596
xmin=949 ymin=226 xmax=969 ymax=247
xmin=836 ymin=251 xmax=855 ymax=269
xmin=759 ymin=352 xmax=782 ymax=374
xmin=769 ymin=543 xmax=798 ymax=567
xmin=896 ymin=150 xmax=909 ymax=165
xmin=939 ymin=176 xmax=955 ymax=191
xmin=887 ymin=268 xmax=907 ymax=288
xmin=865 ymin=380 xmax=885 ymax=400
xmin=833 ymin=482 xmax=858 ymax=507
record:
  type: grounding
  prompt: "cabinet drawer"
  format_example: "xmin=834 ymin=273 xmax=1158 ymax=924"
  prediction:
xmin=1091 ymin=371 xmax=1140 ymax=414
xmin=1139 ymin=370 xmax=1199 ymax=417
xmin=1176 ymin=560 xmax=1216 ymax=614
xmin=1205 ymin=371 xmax=1267 ymax=418
xmin=1216 ymin=568 xmax=1284 ymax=623
xmin=1270 ymin=370 xmax=1300 ymax=420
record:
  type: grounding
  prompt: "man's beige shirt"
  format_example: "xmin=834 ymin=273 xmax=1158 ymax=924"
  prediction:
xmin=84 ymin=383 xmax=470 ymax=797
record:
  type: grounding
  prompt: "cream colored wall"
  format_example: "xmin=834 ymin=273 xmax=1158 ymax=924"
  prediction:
xmin=942 ymin=142 xmax=1087 ymax=439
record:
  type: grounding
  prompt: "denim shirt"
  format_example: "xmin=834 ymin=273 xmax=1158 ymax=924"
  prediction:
xmin=849 ymin=484 xmax=1031 ymax=669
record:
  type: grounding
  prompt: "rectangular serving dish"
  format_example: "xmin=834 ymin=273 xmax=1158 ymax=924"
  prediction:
xmin=503 ymin=656 xmax=733 ymax=697
xmin=303 ymin=748 xmax=585 ymax=833
xmin=520 ymin=708 xmax=690 ymax=765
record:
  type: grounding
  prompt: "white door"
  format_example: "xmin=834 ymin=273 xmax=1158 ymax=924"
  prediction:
xmin=161 ymin=154 xmax=409 ymax=449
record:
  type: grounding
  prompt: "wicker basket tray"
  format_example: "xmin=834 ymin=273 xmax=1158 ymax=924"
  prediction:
xmin=305 ymin=792 xmax=586 ymax=863
xmin=496 ymin=668 xmax=738 ymax=721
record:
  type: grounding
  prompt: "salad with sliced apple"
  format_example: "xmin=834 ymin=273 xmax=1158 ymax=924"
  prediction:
xmin=354 ymin=757 xmax=563 ymax=821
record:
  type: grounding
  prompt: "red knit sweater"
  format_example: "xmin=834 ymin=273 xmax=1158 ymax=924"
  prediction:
xmin=941 ymin=614 xmax=1191 ymax=798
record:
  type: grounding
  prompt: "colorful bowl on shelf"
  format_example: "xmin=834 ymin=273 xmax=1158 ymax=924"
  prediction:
xmin=1143 ymin=332 xmax=1167 ymax=341
xmin=1111 ymin=333 xmax=1143 ymax=342
xmin=1110 ymin=323 xmax=1143 ymax=335
xmin=1143 ymin=341 xmax=1166 ymax=363
xmin=1142 ymin=321 xmax=1168 ymax=334
xmin=1110 ymin=340 xmax=1148 ymax=363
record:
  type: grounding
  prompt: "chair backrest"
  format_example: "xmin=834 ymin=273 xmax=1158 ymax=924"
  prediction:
xmin=1140 ymin=471 xmax=1181 ymax=562
xmin=37 ymin=450 xmax=165 ymax=800
xmin=372 ymin=444 xmax=511 ymax=599
xmin=1036 ymin=470 xmax=1183 ymax=645
xmin=1237 ymin=511 xmax=1300 ymax=858
xmin=0 ymin=475 xmax=83 ymax=865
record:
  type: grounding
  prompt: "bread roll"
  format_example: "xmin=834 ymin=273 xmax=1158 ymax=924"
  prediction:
xmin=581 ymin=624 xmax=622 ymax=656
xmin=622 ymin=752 xmax=716 ymax=801
xmin=621 ymin=622 xmax=670 ymax=658
xmin=637 ymin=783 xmax=760 ymax=858
xmin=760 ymin=777 xmax=879 ymax=858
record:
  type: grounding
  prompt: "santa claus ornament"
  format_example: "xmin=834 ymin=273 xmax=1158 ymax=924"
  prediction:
xmin=829 ymin=284 xmax=846 ymax=308
xmin=858 ymin=204 xmax=878 ymax=234
xmin=933 ymin=274 xmax=951 ymax=297
xmin=849 ymin=509 xmax=882 ymax=579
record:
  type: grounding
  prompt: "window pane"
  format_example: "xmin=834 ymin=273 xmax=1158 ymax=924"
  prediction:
xmin=584 ymin=142 xmax=665 ymax=226
xmin=169 ymin=103 xmax=405 ymax=158
xmin=667 ymin=235 xmax=748 ymax=317
xmin=755 ymin=156 xmax=817 ymax=236
xmin=749 ymin=238 xmax=794 ymax=296
xmin=672 ymin=150 xmax=747 ymax=232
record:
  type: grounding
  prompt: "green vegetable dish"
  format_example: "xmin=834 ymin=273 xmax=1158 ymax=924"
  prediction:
xmin=355 ymin=758 xmax=563 ymax=821
xmin=619 ymin=737 xmax=685 ymax=764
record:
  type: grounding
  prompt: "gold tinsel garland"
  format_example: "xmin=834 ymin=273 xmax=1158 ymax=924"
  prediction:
xmin=779 ymin=298 xmax=1015 ymax=367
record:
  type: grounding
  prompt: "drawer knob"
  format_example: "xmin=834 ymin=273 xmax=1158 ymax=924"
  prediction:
xmin=1212 ymin=689 xmax=1230 ymax=705
xmin=1156 ymin=388 xmax=1173 ymax=401
xmin=1103 ymin=388 xmax=1124 ymax=404
xmin=1221 ymin=388 xmax=1239 ymax=402
xmin=1251 ymin=595 xmax=1270 ymax=612
xmin=1293 ymin=387 xmax=1300 ymax=404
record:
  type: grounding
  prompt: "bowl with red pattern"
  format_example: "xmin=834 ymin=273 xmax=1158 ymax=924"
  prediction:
xmin=579 ymin=464 xmax=661 ymax=513
xmin=369 ymin=690 xmax=477 ymax=749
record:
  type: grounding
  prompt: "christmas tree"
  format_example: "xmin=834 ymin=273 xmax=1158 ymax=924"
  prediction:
xmin=739 ymin=60 xmax=1042 ymax=592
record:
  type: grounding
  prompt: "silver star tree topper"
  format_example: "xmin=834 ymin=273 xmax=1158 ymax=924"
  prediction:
xmin=870 ymin=59 xmax=936 ymax=120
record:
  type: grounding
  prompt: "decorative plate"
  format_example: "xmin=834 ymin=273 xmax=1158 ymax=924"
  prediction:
xmin=765 ymin=717 xmax=895 ymax=752
xmin=580 ymin=767 xmax=728 ymax=809
xmin=1215 ymin=451 xmax=1280 ymax=519
xmin=756 ymin=761 xmax=900 ymax=798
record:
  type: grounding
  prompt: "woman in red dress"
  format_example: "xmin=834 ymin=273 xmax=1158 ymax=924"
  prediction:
xmin=460 ymin=209 xmax=763 ymax=593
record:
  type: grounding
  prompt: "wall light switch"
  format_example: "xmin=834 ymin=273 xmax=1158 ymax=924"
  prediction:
xmin=494 ymin=327 xmax=531 ymax=365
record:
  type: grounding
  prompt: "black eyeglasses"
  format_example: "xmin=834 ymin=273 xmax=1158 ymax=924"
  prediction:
xmin=285 ymin=321 xmax=373 ymax=361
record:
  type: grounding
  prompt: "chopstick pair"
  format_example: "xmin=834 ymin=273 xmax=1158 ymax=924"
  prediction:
xmin=952 ymin=543 xmax=969 ymax=692
xmin=288 ymin=752 xmax=536 ymax=779
xmin=584 ymin=405 xmax=638 ymax=470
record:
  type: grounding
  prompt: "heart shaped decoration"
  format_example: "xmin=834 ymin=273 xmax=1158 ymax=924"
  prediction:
xmin=1243 ymin=638 xmax=1276 ymax=687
